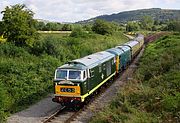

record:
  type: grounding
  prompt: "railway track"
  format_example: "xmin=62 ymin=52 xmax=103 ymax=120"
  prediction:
xmin=42 ymin=80 xmax=113 ymax=123
xmin=42 ymin=105 xmax=84 ymax=123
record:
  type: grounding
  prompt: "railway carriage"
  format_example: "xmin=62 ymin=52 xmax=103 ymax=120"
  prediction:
xmin=123 ymin=40 xmax=141 ymax=59
xmin=106 ymin=48 xmax=128 ymax=73
xmin=53 ymin=51 xmax=116 ymax=106
xmin=116 ymin=45 xmax=131 ymax=69
xmin=134 ymin=34 xmax=144 ymax=49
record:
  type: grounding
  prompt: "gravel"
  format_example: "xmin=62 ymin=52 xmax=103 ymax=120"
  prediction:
xmin=7 ymin=94 xmax=61 ymax=123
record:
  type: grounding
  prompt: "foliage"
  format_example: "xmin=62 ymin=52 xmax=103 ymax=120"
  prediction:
xmin=166 ymin=20 xmax=180 ymax=32
xmin=126 ymin=21 xmax=140 ymax=32
xmin=35 ymin=21 xmax=79 ymax=31
xmin=70 ymin=26 xmax=88 ymax=37
xmin=82 ymin=24 xmax=92 ymax=31
xmin=92 ymin=19 xmax=115 ymax=35
xmin=90 ymin=33 xmax=180 ymax=123
xmin=44 ymin=22 xmax=62 ymax=31
xmin=1 ymin=4 xmax=38 ymax=46
xmin=0 ymin=21 xmax=4 ymax=35
xmin=35 ymin=21 xmax=46 ymax=30
xmin=62 ymin=24 xmax=72 ymax=31
xmin=141 ymin=16 xmax=154 ymax=30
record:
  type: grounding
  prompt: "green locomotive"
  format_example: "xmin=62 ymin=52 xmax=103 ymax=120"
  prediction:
xmin=53 ymin=51 xmax=116 ymax=105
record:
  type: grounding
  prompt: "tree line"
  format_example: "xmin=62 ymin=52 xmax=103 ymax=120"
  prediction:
xmin=0 ymin=4 xmax=123 ymax=47
xmin=126 ymin=15 xmax=180 ymax=32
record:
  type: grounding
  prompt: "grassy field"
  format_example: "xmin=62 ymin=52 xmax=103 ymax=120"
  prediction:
xmin=90 ymin=33 xmax=180 ymax=123
xmin=39 ymin=31 xmax=71 ymax=38
xmin=0 ymin=31 xmax=128 ymax=122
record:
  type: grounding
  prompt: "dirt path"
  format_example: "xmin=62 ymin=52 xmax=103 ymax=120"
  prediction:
xmin=7 ymin=94 xmax=61 ymax=123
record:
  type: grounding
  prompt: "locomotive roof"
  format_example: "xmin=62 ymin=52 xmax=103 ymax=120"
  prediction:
xmin=123 ymin=40 xmax=139 ymax=47
xmin=58 ymin=63 xmax=87 ymax=70
xmin=106 ymin=48 xmax=124 ymax=55
xmin=116 ymin=45 xmax=131 ymax=52
xmin=67 ymin=51 xmax=115 ymax=69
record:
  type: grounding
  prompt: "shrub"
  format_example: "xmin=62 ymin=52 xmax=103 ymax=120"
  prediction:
xmin=92 ymin=19 xmax=115 ymax=35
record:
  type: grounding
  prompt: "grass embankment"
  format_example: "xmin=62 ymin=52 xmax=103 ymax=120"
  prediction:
xmin=0 ymin=32 xmax=128 ymax=122
xmin=90 ymin=33 xmax=180 ymax=123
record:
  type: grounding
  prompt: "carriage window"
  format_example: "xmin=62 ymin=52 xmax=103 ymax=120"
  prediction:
xmin=56 ymin=69 xmax=67 ymax=79
xmin=106 ymin=61 xmax=111 ymax=76
xmin=99 ymin=64 xmax=102 ymax=73
xmin=69 ymin=71 xmax=81 ymax=80
xmin=103 ymin=64 xmax=106 ymax=70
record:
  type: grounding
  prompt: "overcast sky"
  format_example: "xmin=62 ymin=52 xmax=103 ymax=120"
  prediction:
xmin=0 ymin=0 xmax=180 ymax=22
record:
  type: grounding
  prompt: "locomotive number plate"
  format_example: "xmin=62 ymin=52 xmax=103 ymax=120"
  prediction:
xmin=60 ymin=88 xmax=75 ymax=93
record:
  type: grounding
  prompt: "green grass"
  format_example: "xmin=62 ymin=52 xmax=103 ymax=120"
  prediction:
xmin=40 ymin=32 xmax=70 ymax=38
xmin=0 ymin=31 xmax=128 ymax=122
xmin=90 ymin=33 xmax=180 ymax=123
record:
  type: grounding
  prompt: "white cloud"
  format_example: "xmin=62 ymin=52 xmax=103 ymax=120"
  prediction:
xmin=0 ymin=0 xmax=179 ymax=22
xmin=24 ymin=0 xmax=155 ymax=22
xmin=0 ymin=0 xmax=24 ymax=19
xmin=0 ymin=1 xmax=10 ymax=12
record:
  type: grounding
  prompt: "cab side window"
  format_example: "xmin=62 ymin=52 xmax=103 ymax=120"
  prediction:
xmin=90 ymin=69 xmax=94 ymax=77
xmin=83 ymin=71 xmax=86 ymax=80
xmin=99 ymin=64 xmax=102 ymax=73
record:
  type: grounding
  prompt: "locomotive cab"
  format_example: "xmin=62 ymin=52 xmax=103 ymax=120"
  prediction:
xmin=55 ymin=69 xmax=87 ymax=82
xmin=52 ymin=63 xmax=88 ymax=106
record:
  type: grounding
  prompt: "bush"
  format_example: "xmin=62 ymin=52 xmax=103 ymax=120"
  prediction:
xmin=70 ymin=26 xmax=88 ymax=37
xmin=92 ymin=19 xmax=115 ymax=35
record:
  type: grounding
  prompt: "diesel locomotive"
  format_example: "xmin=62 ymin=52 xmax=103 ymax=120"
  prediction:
xmin=52 ymin=34 xmax=144 ymax=106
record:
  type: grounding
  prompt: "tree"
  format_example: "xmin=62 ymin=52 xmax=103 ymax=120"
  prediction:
xmin=0 ymin=21 xmax=4 ymax=36
xmin=141 ymin=16 xmax=154 ymax=30
xmin=62 ymin=24 xmax=72 ymax=31
xmin=35 ymin=21 xmax=46 ymax=31
xmin=44 ymin=22 xmax=62 ymax=31
xmin=82 ymin=24 xmax=92 ymax=31
xmin=70 ymin=26 xmax=87 ymax=37
xmin=166 ymin=20 xmax=180 ymax=32
xmin=92 ymin=19 xmax=114 ymax=35
xmin=1 ymin=4 xmax=38 ymax=46
xmin=126 ymin=21 xmax=140 ymax=32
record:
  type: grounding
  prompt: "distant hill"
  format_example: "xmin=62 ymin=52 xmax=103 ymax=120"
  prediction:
xmin=78 ymin=8 xmax=180 ymax=24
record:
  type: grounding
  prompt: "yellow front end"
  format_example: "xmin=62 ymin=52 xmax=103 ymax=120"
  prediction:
xmin=116 ymin=56 xmax=119 ymax=73
xmin=55 ymin=85 xmax=81 ymax=96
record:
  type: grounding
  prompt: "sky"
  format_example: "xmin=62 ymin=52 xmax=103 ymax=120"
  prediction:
xmin=0 ymin=0 xmax=180 ymax=22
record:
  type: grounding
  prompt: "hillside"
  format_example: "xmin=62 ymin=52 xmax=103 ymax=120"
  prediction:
xmin=79 ymin=8 xmax=180 ymax=23
xmin=90 ymin=33 xmax=180 ymax=122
